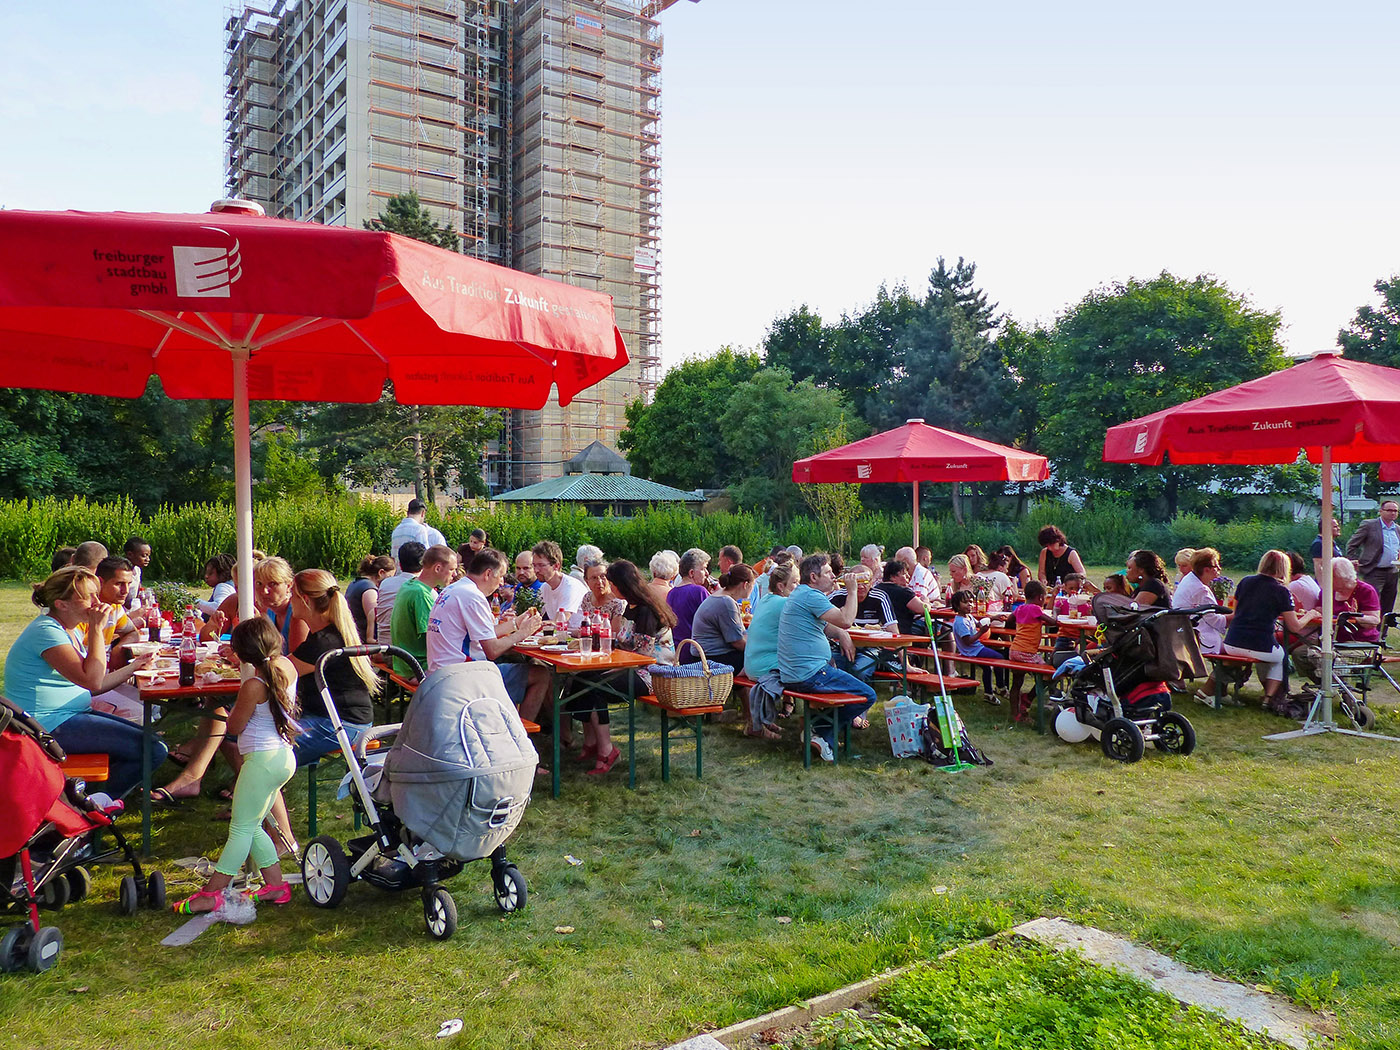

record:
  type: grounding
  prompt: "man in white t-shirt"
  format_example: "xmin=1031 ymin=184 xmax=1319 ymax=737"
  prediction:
xmin=427 ymin=548 xmax=544 ymax=706
xmin=375 ymin=541 xmax=424 ymax=643
xmin=390 ymin=499 xmax=431 ymax=563
xmin=896 ymin=546 xmax=938 ymax=605
xmin=533 ymin=540 xmax=586 ymax=622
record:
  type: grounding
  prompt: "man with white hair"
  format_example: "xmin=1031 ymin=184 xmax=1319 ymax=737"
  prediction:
xmin=571 ymin=544 xmax=604 ymax=580
xmin=1334 ymin=557 xmax=1382 ymax=643
xmin=896 ymin=546 xmax=937 ymax=605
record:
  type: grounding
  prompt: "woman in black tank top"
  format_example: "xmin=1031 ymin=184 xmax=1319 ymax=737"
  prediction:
xmin=1037 ymin=524 xmax=1094 ymax=590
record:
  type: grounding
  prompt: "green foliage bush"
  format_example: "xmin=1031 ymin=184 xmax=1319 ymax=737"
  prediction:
xmin=784 ymin=941 xmax=1277 ymax=1050
xmin=0 ymin=494 xmax=1337 ymax=584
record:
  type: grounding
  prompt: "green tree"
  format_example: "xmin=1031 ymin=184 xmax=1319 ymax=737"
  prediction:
xmin=1040 ymin=272 xmax=1289 ymax=517
xmin=618 ymin=347 xmax=762 ymax=489
xmin=1338 ymin=275 xmax=1400 ymax=368
xmin=718 ymin=368 xmax=861 ymax=523
xmin=798 ymin=415 xmax=865 ymax=555
xmin=363 ymin=190 xmax=460 ymax=251
xmin=303 ymin=390 xmax=501 ymax=502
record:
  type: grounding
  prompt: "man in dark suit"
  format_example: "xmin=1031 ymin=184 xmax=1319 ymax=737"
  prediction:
xmin=1346 ymin=499 xmax=1400 ymax=616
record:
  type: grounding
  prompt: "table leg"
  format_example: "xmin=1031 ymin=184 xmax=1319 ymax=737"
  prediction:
xmin=627 ymin=668 xmax=636 ymax=791
xmin=1213 ymin=665 xmax=1226 ymax=710
xmin=307 ymin=762 xmax=320 ymax=838
xmin=140 ymin=702 xmax=154 ymax=857
xmin=1035 ymin=677 xmax=1047 ymax=735
xmin=551 ymin=672 xmax=563 ymax=800
xmin=693 ymin=715 xmax=703 ymax=779
xmin=831 ymin=710 xmax=840 ymax=767
xmin=660 ymin=709 xmax=671 ymax=782
xmin=802 ymin=697 xmax=812 ymax=769
xmin=900 ymin=647 xmax=910 ymax=695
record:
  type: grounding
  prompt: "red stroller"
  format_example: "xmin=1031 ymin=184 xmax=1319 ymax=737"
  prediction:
xmin=0 ymin=697 xmax=164 ymax=973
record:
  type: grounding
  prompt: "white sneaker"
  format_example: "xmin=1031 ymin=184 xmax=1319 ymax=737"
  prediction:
xmin=810 ymin=736 xmax=834 ymax=763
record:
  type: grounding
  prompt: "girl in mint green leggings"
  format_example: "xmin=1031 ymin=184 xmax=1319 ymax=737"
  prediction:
xmin=173 ymin=618 xmax=301 ymax=914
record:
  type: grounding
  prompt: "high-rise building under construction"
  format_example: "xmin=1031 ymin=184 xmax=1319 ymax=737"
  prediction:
xmin=224 ymin=0 xmax=664 ymax=490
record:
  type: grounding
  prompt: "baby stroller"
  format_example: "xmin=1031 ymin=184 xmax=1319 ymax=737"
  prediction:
xmin=0 ymin=697 xmax=164 ymax=973
xmin=1050 ymin=605 xmax=1213 ymax=763
xmin=299 ymin=647 xmax=535 ymax=940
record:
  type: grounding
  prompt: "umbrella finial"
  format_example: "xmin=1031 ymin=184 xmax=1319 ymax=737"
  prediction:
xmin=210 ymin=198 xmax=266 ymax=217
xmin=906 ymin=418 xmax=924 ymax=425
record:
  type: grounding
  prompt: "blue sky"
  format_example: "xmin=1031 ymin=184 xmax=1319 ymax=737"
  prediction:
xmin=2 ymin=1 xmax=1397 ymax=367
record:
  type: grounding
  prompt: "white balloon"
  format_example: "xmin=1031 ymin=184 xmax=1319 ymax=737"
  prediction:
xmin=1054 ymin=708 xmax=1093 ymax=743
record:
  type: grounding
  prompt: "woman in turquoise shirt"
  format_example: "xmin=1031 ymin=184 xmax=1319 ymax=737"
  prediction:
xmin=4 ymin=566 xmax=165 ymax=798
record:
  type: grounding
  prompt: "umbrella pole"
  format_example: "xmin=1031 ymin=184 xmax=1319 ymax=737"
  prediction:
xmin=912 ymin=480 xmax=920 ymax=548
xmin=232 ymin=347 xmax=255 ymax=625
xmin=1320 ymin=445 xmax=1335 ymax=726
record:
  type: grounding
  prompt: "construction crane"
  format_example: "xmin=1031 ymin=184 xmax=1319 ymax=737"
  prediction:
xmin=641 ymin=0 xmax=699 ymax=17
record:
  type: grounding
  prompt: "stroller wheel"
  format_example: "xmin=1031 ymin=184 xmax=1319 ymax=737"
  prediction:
xmin=26 ymin=926 xmax=62 ymax=973
xmin=493 ymin=865 xmax=527 ymax=913
xmin=423 ymin=887 xmax=458 ymax=940
xmin=0 ymin=925 xmax=31 ymax=973
xmin=1100 ymin=717 xmax=1145 ymax=763
xmin=301 ymin=836 xmax=351 ymax=908
xmin=1153 ymin=712 xmax=1197 ymax=756
xmin=38 ymin=876 xmax=71 ymax=912
xmin=118 ymin=876 xmax=140 ymax=916
xmin=63 ymin=867 xmax=91 ymax=904
xmin=1349 ymin=702 xmax=1377 ymax=732
xmin=145 ymin=871 xmax=166 ymax=910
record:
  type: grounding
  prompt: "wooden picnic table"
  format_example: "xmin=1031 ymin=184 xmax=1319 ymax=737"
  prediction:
xmin=137 ymin=674 xmax=241 ymax=856
xmin=521 ymin=646 xmax=654 ymax=799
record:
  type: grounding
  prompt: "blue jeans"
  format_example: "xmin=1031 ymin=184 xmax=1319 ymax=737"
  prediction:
xmin=498 ymin=661 xmax=530 ymax=706
xmin=836 ymin=647 xmax=879 ymax=683
xmin=293 ymin=714 xmax=372 ymax=768
xmin=786 ymin=665 xmax=876 ymax=746
xmin=958 ymin=643 xmax=1007 ymax=692
xmin=51 ymin=710 xmax=169 ymax=800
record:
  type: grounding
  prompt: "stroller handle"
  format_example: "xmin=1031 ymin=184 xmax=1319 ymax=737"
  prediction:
xmin=314 ymin=644 xmax=426 ymax=701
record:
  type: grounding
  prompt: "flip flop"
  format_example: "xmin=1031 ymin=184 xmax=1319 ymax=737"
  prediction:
xmin=215 ymin=787 xmax=234 ymax=802
xmin=149 ymin=787 xmax=181 ymax=805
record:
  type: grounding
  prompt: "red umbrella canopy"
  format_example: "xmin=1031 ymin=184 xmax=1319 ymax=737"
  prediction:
xmin=792 ymin=418 xmax=1049 ymax=484
xmin=1102 ymin=353 xmax=1400 ymax=467
xmin=0 ymin=207 xmax=628 ymax=407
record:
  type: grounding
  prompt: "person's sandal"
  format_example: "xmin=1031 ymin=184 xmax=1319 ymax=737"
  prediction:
xmin=249 ymin=883 xmax=292 ymax=905
xmin=584 ymin=747 xmax=621 ymax=776
xmin=172 ymin=888 xmax=225 ymax=915
xmin=850 ymin=715 xmax=871 ymax=731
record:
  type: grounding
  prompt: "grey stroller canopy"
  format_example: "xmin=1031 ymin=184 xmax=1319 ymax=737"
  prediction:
xmin=377 ymin=662 xmax=538 ymax=862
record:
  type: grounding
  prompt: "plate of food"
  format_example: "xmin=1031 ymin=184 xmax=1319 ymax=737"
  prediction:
xmin=125 ymin=641 xmax=164 ymax=658
xmin=540 ymin=644 xmax=569 ymax=653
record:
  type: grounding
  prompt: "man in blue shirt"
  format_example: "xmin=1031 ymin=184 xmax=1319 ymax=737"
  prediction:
xmin=1309 ymin=518 xmax=1344 ymax=579
xmin=1347 ymin=499 xmax=1400 ymax=618
xmin=778 ymin=553 xmax=876 ymax=763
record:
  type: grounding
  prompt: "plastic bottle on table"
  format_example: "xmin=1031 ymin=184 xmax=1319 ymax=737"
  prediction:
xmin=578 ymin=613 xmax=593 ymax=655
xmin=598 ymin=611 xmax=612 ymax=656
xmin=147 ymin=598 xmax=162 ymax=642
xmin=179 ymin=626 xmax=197 ymax=687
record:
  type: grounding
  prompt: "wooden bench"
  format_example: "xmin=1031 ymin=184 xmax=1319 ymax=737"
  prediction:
xmin=639 ymin=695 xmax=723 ymax=781
xmin=873 ymin=669 xmax=980 ymax=694
xmin=306 ymin=737 xmax=384 ymax=838
xmin=909 ymin=647 xmax=1057 ymax=733
xmin=783 ymin=689 xmax=869 ymax=768
xmin=381 ymin=668 xmax=419 ymax=718
xmin=60 ymin=753 xmax=109 ymax=783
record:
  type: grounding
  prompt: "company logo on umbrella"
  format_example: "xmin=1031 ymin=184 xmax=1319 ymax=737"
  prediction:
xmin=856 ymin=463 xmax=872 ymax=479
xmin=173 ymin=228 xmax=242 ymax=298
xmin=1134 ymin=429 xmax=1149 ymax=455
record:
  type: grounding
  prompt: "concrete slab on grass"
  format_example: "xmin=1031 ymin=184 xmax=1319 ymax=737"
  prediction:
xmin=1014 ymin=916 xmax=1323 ymax=1050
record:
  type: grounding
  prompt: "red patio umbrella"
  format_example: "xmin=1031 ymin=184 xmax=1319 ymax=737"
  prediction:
xmin=791 ymin=418 xmax=1050 ymax=547
xmin=1103 ymin=350 xmax=1400 ymax=736
xmin=0 ymin=202 xmax=630 ymax=618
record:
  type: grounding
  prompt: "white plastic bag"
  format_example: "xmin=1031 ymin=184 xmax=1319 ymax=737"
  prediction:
xmin=884 ymin=695 xmax=929 ymax=758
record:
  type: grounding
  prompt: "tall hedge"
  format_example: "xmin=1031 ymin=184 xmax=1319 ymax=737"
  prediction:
xmin=0 ymin=494 xmax=1329 ymax=583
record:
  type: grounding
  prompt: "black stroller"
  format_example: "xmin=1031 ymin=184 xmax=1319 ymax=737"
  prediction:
xmin=299 ymin=647 xmax=534 ymax=940
xmin=0 ymin=697 xmax=164 ymax=973
xmin=1050 ymin=605 xmax=1214 ymax=763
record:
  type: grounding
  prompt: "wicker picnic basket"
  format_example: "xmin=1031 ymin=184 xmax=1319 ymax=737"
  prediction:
xmin=649 ymin=639 xmax=734 ymax=709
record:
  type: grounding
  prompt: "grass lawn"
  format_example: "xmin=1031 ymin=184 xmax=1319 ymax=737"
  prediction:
xmin=2 ymin=577 xmax=1400 ymax=1048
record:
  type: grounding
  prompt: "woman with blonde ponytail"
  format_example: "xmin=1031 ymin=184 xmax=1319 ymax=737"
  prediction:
xmin=286 ymin=569 xmax=380 ymax=767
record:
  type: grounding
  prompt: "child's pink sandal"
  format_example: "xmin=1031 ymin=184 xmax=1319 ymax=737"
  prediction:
xmin=249 ymin=883 xmax=292 ymax=905
xmin=171 ymin=888 xmax=225 ymax=915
